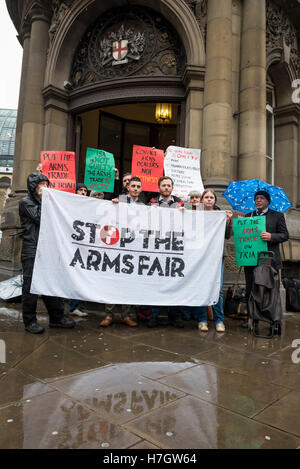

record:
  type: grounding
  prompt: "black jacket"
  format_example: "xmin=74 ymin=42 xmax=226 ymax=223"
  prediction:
xmin=19 ymin=173 xmax=49 ymax=260
xmin=149 ymin=195 xmax=184 ymax=208
xmin=245 ymin=209 xmax=289 ymax=269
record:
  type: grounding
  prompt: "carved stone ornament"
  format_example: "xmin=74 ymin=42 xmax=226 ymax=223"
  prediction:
xmin=70 ymin=5 xmax=186 ymax=87
xmin=184 ymin=0 xmax=207 ymax=46
xmin=266 ymin=0 xmax=300 ymax=73
xmin=49 ymin=0 xmax=75 ymax=45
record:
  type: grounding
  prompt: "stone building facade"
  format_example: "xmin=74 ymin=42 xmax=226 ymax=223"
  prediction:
xmin=1 ymin=0 xmax=300 ymax=283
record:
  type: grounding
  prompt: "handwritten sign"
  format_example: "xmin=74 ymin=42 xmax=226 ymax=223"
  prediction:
xmin=84 ymin=147 xmax=115 ymax=192
xmin=233 ymin=216 xmax=268 ymax=266
xmin=40 ymin=151 xmax=76 ymax=193
xmin=164 ymin=146 xmax=204 ymax=199
xmin=131 ymin=145 xmax=164 ymax=192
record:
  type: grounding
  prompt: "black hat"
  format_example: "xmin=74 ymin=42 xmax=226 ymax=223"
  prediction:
xmin=76 ymin=183 xmax=88 ymax=192
xmin=254 ymin=190 xmax=271 ymax=204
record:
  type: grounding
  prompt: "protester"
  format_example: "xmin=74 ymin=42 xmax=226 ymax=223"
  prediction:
xmin=76 ymin=182 xmax=88 ymax=196
xmin=103 ymin=168 xmax=121 ymax=200
xmin=120 ymin=172 xmax=131 ymax=195
xmin=100 ymin=177 xmax=144 ymax=327
xmin=147 ymin=176 xmax=184 ymax=328
xmin=241 ymin=190 xmax=289 ymax=330
xmin=149 ymin=176 xmax=184 ymax=208
xmin=188 ymin=190 xmax=202 ymax=209
xmin=197 ymin=189 xmax=233 ymax=332
xmin=61 ymin=182 xmax=89 ymax=318
xmin=112 ymin=176 xmax=144 ymax=205
xmin=19 ymin=172 xmax=75 ymax=334
xmin=90 ymin=191 xmax=104 ymax=199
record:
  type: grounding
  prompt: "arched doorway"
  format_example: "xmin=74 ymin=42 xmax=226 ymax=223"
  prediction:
xmin=66 ymin=5 xmax=188 ymax=180
xmin=43 ymin=0 xmax=205 ymax=176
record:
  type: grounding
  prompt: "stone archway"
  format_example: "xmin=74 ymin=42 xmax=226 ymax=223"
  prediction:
xmin=43 ymin=0 xmax=206 ymax=154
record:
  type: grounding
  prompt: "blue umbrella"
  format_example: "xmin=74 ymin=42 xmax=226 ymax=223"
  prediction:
xmin=223 ymin=179 xmax=292 ymax=213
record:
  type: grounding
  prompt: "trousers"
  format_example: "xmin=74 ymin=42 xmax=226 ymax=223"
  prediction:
xmin=22 ymin=257 xmax=64 ymax=326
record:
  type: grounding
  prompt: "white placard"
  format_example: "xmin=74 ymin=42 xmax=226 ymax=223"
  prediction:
xmin=164 ymin=146 xmax=204 ymax=199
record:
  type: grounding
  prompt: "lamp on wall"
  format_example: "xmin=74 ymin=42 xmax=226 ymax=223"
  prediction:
xmin=155 ymin=103 xmax=172 ymax=123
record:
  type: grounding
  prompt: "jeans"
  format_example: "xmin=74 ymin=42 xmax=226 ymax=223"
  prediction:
xmin=61 ymin=299 xmax=80 ymax=312
xmin=197 ymin=258 xmax=225 ymax=324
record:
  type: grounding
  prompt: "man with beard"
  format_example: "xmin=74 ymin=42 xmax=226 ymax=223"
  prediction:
xmin=148 ymin=176 xmax=184 ymax=328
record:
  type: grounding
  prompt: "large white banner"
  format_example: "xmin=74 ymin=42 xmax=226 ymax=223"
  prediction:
xmin=164 ymin=146 xmax=204 ymax=199
xmin=31 ymin=189 xmax=226 ymax=306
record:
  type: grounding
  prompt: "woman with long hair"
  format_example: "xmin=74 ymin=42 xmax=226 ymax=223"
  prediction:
xmin=197 ymin=189 xmax=233 ymax=332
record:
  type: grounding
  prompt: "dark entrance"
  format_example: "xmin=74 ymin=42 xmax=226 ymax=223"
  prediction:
xmin=76 ymin=102 xmax=180 ymax=182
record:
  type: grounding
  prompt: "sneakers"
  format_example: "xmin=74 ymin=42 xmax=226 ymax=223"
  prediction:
xmin=70 ymin=308 xmax=88 ymax=317
xmin=216 ymin=322 xmax=225 ymax=332
xmin=198 ymin=322 xmax=208 ymax=332
xmin=100 ymin=316 xmax=113 ymax=327
xmin=25 ymin=322 xmax=45 ymax=334
xmin=121 ymin=316 xmax=138 ymax=327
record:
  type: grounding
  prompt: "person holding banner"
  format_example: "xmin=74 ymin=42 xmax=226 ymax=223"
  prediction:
xmin=197 ymin=189 xmax=233 ymax=333
xmin=19 ymin=173 xmax=75 ymax=334
xmin=100 ymin=177 xmax=144 ymax=327
xmin=147 ymin=176 xmax=185 ymax=328
xmin=241 ymin=190 xmax=289 ymax=330
xmin=61 ymin=182 xmax=89 ymax=318
xmin=149 ymin=176 xmax=184 ymax=209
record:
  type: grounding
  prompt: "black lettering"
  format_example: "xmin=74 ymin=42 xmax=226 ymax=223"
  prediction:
xmin=154 ymin=231 xmax=171 ymax=250
xmin=71 ymin=220 xmax=85 ymax=241
xmin=86 ymin=223 xmax=100 ymax=244
xmin=86 ymin=250 xmax=101 ymax=270
xmin=121 ymin=255 xmax=134 ymax=274
xmin=165 ymin=257 xmax=171 ymax=276
xmin=138 ymin=256 xmax=150 ymax=275
xmin=120 ymin=228 xmax=135 ymax=247
xmin=70 ymin=248 xmax=85 ymax=269
xmin=172 ymin=232 xmax=184 ymax=251
xmin=101 ymin=253 xmax=120 ymax=272
xmin=171 ymin=258 xmax=185 ymax=277
xmin=139 ymin=230 xmax=154 ymax=249
xmin=147 ymin=257 xmax=164 ymax=276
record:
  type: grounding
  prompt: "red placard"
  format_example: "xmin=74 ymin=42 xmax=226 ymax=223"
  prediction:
xmin=131 ymin=145 xmax=164 ymax=192
xmin=40 ymin=151 xmax=76 ymax=193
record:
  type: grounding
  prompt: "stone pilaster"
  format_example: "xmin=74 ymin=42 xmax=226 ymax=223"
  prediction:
xmin=16 ymin=3 xmax=51 ymax=191
xmin=238 ymin=0 xmax=267 ymax=180
xmin=12 ymin=23 xmax=31 ymax=193
xmin=202 ymin=0 xmax=233 ymax=189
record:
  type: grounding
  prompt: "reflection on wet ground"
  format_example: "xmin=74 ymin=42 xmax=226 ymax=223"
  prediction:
xmin=0 ymin=302 xmax=300 ymax=449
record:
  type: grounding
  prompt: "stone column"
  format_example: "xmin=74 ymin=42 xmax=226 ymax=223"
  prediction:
xmin=238 ymin=0 xmax=267 ymax=180
xmin=12 ymin=24 xmax=31 ymax=192
xmin=274 ymin=105 xmax=299 ymax=205
xmin=16 ymin=5 xmax=51 ymax=191
xmin=202 ymin=0 xmax=233 ymax=189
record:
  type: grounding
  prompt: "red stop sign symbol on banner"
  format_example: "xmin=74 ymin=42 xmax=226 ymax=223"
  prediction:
xmin=100 ymin=225 xmax=120 ymax=245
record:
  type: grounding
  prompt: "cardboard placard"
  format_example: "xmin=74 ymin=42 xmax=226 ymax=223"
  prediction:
xmin=40 ymin=151 xmax=76 ymax=193
xmin=131 ymin=145 xmax=164 ymax=192
xmin=84 ymin=147 xmax=115 ymax=192
xmin=233 ymin=216 xmax=268 ymax=266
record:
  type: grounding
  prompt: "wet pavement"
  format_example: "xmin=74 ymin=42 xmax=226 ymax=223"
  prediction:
xmin=0 ymin=302 xmax=300 ymax=449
